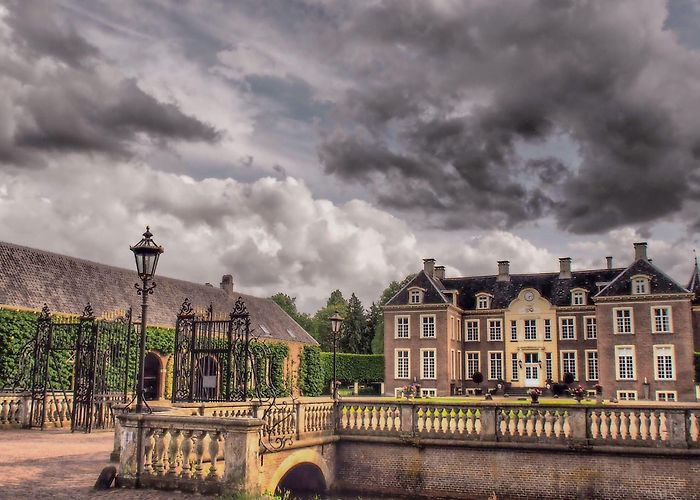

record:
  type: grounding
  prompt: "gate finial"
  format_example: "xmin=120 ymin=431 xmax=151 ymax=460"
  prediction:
xmin=82 ymin=302 xmax=95 ymax=320
xmin=178 ymin=297 xmax=194 ymax=316
xmin=39 ymin=303 xmax=51 ymax=321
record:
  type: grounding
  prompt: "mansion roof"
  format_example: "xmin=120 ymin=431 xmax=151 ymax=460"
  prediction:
xmin=0 ymin=241 xmax=317 ymax=345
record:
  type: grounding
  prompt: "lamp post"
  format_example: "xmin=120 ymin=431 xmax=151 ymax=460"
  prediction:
xmin=329 ymin=311 xmax=343 ymax=400
xmin=130 ymin=226 xmax=164 ymax=487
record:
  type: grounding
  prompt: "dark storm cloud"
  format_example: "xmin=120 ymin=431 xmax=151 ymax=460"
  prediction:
xmin=317 ymin=0 xmax=700 ymax=233
xmin=0 ymin=1 xmax=221 ymax=167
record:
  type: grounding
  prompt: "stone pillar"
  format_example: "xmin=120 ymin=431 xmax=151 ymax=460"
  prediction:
xmin=223 ymin=419 xmax=265 ymax=494
xmin=353 ymin=382 xmax=359 ymax=396
xmin=296 ymin=402 xmax=305 ymax=440
xmin=380 ymin=382 xmax=385 ymax=395
xmin=400 ymin=403 xmax=415 ymax=437
xmin=111 ymin=405 xmax=126 ymax=462
xmin=666 ymin=411 xmax=688 ymax=447
xmin=479 ymin=407 xmax=497 ymax=441
xmin=116 ymin=414 xmax=140 ymax=479
xmin=568 ymin=407 xmax=588 ymax=443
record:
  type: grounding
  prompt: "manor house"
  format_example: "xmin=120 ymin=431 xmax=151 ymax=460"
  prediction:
xmin=384 ymin=242 xmax=699 ymax=402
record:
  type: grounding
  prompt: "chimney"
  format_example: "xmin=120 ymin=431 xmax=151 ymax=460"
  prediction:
xmin=559 ymin=257 xmax=572 ymax=279
xmin=497 ymin=261 xmax=510 ymax=282
xmin=205 ymin=282 xmax=213 ymax=287
xmin=606 ymin=256 xmax=613 ymax=270
xmin=634 ymin=242 xmax=648 ymax=261
xmin=423 ymin=258 xmax=436 ymax=277
xmin=220 ymin=274 xmax=234 ymax=296
xmin=434 ymin=265 xmax=445 ymax=280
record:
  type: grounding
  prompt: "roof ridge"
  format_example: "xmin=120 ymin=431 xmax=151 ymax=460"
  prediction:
xmin=442 ymin=267 xmax=627 ymax=281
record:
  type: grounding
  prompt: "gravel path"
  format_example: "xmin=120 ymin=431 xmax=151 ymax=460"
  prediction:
xmin=0 ymin=429 xmax=203 ymax=499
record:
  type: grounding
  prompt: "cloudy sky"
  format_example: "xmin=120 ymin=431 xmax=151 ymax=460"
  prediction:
xmin=1 ymin=0 xmax=700 ymax=312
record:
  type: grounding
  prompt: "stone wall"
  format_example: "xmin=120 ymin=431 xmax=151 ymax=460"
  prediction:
xmin=334 ymin=440 xmax=700 ymax=499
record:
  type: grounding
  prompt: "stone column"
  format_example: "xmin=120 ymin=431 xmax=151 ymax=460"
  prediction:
xmin=568 ymin=407 xmax=588 ymax=444
xmin=400 ymin=403 xmax=415 ymax=437
xmin=666 ymin=411 xmax=688 ymax=447
xmin=479 ymin=407 xmax=497 ymax=442
xmin=223 ymin=418 xmax=265 ymax=494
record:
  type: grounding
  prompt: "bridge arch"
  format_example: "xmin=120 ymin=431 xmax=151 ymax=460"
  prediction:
xmin=267 ymin=449 xmax=332 ymax=495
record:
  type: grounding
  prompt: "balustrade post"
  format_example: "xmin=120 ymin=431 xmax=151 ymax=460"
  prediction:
xmin=479 ymin=407 xmax=497 ymax=442
xmin=400 ymin=403 xmax=414 ymax=437
xmin=296 ymin=402 xmax=305 ymax=439
xmin=223 ymin=418 xmax=264 ymax=495
xmin=116 ymin=414 xmax=140 ymax=479
xmin=666 ymin=411 xmax=688 ymax=447
xmin=20 ymin=393 xmax=31 ymax=428
xmin=568 ymin=407 xmax=588 ymax=443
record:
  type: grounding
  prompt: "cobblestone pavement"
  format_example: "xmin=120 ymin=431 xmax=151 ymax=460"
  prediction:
xmin=0 ymin=429 xmax=203 ymax=499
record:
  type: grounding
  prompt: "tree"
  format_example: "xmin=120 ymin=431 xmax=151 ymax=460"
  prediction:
xmin=339 ymin=293 xmax=368 ymax=353
xmin=313 ymin=290 xmax=348 ymax=351
xmin=370 ymin=274 xmax=416 ymax=354
xmin=269 ymin=292 xmax=315 ymax=336
xmin=365 ymin=302 xmax=382 ymax=354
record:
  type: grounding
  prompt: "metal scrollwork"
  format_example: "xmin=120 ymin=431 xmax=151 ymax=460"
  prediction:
xmin=135 ymin=281 xmax=157 ymax=296
xmin=81 ymin=302 xmax=95 ymax=320
xmin=178 ymin=297 xmax=195 ymax=316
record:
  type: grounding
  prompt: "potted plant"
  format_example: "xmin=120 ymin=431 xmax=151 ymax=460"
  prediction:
xmin=472 ymin=371 xmax=484 ymax=395
xmin=402 ymin=383 xmax=418 ymax=399
xmin=571 ymin=384 xmax=585 ymax=403
xmin=528 ymin=388 xmax=542 ymax=404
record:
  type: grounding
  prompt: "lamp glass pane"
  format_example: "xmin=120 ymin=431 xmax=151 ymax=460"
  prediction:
xmin=135 ymin=254 xmax=144 ymax=276
xmin=143 ymin=253 xmax=155 ymax=277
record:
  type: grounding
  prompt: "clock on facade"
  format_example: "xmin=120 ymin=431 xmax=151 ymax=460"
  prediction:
xmin=524 ymin=291 xmax=534 ymax=301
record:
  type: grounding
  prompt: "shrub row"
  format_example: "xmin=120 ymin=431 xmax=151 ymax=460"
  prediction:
xmin=298 ymin=346 xmax=384 ymax=396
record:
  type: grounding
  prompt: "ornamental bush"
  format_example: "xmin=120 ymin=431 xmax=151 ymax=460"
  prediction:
xmin=471 ymin=371 xmax=484 ymax=385
xmin=298 ymin=345 xmax=324 ymax=396
xmin=320 ymin=352 xmax=384 ymax=385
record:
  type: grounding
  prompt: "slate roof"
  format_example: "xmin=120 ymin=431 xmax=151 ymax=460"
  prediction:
xmin=0 ymin=241 xmax=317 ymax=345
xmin=595 ymin=259 xmax=689 ymax=298
xmin=387 ymin=270 xmax=449 ymax=305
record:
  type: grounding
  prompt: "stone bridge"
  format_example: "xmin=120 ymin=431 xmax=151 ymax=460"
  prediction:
xmin=113 ymin=398 xmax=700 ymax=499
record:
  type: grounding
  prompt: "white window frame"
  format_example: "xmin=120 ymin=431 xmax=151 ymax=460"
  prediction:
xmin=560 ymin=350 xmax=578 ymax=381
xmin=420 ymin=388 xmax=437 ymax=398
xmin=653 ymin=344 xmax=675 ymax=381
xmin=615 ymin=345 xmax=636 ymax=381
xmin=545 ymin=352 xmax=553 ymax=381
xmin=420 ymin=314 xmax=436 ymax=339
xmin=631 ymin=275 xmax=650 ymax=295
xmin=544 ymin=319 xmax=552 ymax=341
xmin=651 ymin=306 xmax=673 ymax=334
xmin=409 ymin=288 xmax=423 ymax=304
xmin=451 ymin=349 xmax=456 ymax=379
xmin=584 ymin=316 xmax=597 ymax=340
xmin=466 ymin=351 xmax=480 ymax=380
xmin=395 ymin=315 xmax=410 ymax=339
xmin=394 ymin=349 xmax=410 ymax=380
xmin=559 ymin=317 xmax=576 ymax=340
xmin=585 ymin=349 xmax=599 ymax=381
xmin=488 ymin=351 xmax=503 ymax=381
xmin=450 ymin=316 xmax=455 ymax=340
xmin=617 ymin=390 xmax=638 ymax=401
xmin=476 ymin=293 xmax=491 ymax=310
xmin=457 ymin=350 xmax=462 ymax=380
xmin=511 ymin=352 xmax=519 ymax=381
xmin=571 ymin=290 xmax=586 ymax=306
xmin=510 ymin=320 xmax=518 ymax=341
xmin=457 ymin=318 xmax=462 ymax=341
xmin=420 ymin=348 xmax=437 ymax=380
xmin=488 ymin=319 xmax=503 ymax=342
xmin=524 ymin=319 xmax=537 ymax=340
xmin=613 ymin=308 xmax=634 ymax=335
xmin=655 ymin=391 xmax=677 ymax=402
xmin=465 ymin=319 xmax=480 ymax=341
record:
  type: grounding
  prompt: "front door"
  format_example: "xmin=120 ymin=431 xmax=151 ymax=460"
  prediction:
xmin=524 ymin=352 xmax=540 ymax=387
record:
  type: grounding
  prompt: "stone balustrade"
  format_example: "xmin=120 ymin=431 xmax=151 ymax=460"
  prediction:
xmin=0 ymin=391 xmax=74 ymax=428
xmin=0 ymin=393 xmax=25 ymax=427
xmin=335 ymin=400 xmax=700 ymax=449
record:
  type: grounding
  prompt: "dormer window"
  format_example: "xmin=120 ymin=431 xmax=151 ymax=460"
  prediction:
xmin=571 ymin=290 xmax=586 ymax=306
xmin=409 ymin=288 xmax=424 ymax=304
xmin=476 ymin=293 xmax=491 ymax=310
xmin=632 ymin=276 xmax=650 ymax=295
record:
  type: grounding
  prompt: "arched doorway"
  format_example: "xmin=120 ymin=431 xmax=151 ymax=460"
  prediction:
xmin=276 ymin=462 xmax=327 ymax=497
xmin=143 ymin=352 xmax=161 ymax=400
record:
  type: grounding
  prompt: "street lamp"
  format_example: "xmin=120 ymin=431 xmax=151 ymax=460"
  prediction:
xmin=329 ymin=311 xmax=343 ymax=400
xmin=130 ymin=226 xmax=163 ymax=489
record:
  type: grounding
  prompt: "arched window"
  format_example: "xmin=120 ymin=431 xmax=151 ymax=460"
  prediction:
xmin=571 ymin=289 xmax=586 ymax=306
xmin=476 ymin=293 xmax=491 ymax=310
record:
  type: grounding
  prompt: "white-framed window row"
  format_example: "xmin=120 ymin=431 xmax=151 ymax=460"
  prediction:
xmin=544 ymin=319 xmax=552 ymax=341
xmin=615 ymin=345 xmax=636 ymax=381
xmin=656 ymin=391 xmax=677 ymax=402
xmin=631 ymin=275 xmax=650 ymax=295
xmin=559 ymin=317 xmax=576 ymax=340
xmin=408 ymin=288 xmax=424 ymax=304
xmin=584 ymin=316 xmax=597 ymax=340
xmin=524 ymin=319 xmax=537 ymax=340
xmin=420 ymin=314 xmax=436 ymax=338
xmin=617 ymin=390 xmax=638 ymax=401
xmin=421 ymin=388 xmax=437 ymax=398
xmin=585 ymin=349 xmax=599 ymax=381
xmin=488 ymin=319 xmax=503 ymax=342
xmin=466 ymin=352 xmax=480 ymax=380
xmin=465 ymin=319 xmax=480 ymax=342
xmin=395 ymin=349 xmax=410 ymax=380
xmin=614 ymin=308 xmax=634 ymax=335
xmin=560 ymin=350 xmax=577 ymax=381
xmin=653 ymin=345 xmax=675 ymax=381
xmin=651 ymin=306 xmax=673 ymax=334
xmin=476 ymin=293 xmax=492 ymax=310
xmin=395 ymin=315 xmax=410 ymax=339
xmin=488 ymin=351 xmax=503 ymax=380
xmin=420 ymin=348 xmax=437 ymax=380
xmin=571 ymin=289 xmax=586 ymax=306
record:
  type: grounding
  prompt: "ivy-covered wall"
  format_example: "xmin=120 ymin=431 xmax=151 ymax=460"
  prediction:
xmin=0 ymin=308 xmax=40 ymax=388
xmin=297 ymin=346 xmax=384 ymax=396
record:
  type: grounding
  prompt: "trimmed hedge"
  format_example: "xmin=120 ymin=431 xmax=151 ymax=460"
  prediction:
xmin=320 ymin=352 xmax=384 ymax=385
xmin=0 ymin=309 xmax=41 ymax=388
xmin=299 ymin=346 xmax=324 ymax=397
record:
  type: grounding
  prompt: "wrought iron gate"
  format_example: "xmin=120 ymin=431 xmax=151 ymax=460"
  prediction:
xmin=14 ymin=304 xmax=137 ymax=432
